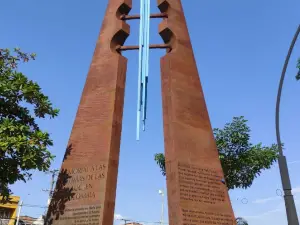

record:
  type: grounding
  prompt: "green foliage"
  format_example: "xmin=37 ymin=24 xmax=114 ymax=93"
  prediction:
xmin=296 ymin=58 xmax=300 ymax=80
xmin=154 ymin=116 xmax=279 ymax=190
xmin=0 ymin=48 xmax=59 ymax=202
xmin=236 ymin=217 xmax=249 ymax=225
xmin=154 ymin=153 xmax=166 ymax=176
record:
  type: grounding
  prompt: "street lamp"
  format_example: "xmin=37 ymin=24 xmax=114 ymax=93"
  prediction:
xmin=158 ymin=190 xmax=164 ymax=225
xmin=276 ymin=24 xmax=300 ymax=225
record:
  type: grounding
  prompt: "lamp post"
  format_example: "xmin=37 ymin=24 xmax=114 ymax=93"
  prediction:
xmin=275 ymin=24 xmax=300 ymax=225
xmin=158 ymin=190 xmax=164 ymax=225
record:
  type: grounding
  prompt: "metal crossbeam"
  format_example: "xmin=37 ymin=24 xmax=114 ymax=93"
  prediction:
xmin=120 ymin=13 xmax=167 ymax=20
xmin=116 ymin=44 xmax=171 ymax=51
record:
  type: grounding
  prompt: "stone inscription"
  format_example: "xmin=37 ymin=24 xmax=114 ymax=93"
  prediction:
xmin=178 ymin=163 xmax=225 ymax=204
xmin=182 ymin=209 xmax=234 ymax=225
xmin=65 ymin=164 xmax=106 ymax=201
xmin=59 ymin=205 xmax=101 ymax=225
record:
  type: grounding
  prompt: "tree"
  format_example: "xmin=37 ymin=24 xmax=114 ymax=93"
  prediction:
xmin=236 ymin=217 xmax=249 ymax=225
xmin=0 ymin=48 xmax=59 ymax=202
xmin=154 ymin=116 xmax=278 ymax=190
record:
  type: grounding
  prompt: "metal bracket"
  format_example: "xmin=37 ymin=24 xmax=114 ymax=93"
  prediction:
xmin=120 ymin=12 xmax=168 ymax=20
xmin=115 ymin=44 xmax=171 ymax=52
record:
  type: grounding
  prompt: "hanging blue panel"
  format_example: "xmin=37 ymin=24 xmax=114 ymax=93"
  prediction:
xmin=136 ymin=0 xmax=150 ymax=140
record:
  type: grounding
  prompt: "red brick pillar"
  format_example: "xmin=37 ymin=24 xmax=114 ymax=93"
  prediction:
xmin=46 ymin=1 xmax=131 ymax=225
xmin=158 ymin=0 xmax=236 ymax=224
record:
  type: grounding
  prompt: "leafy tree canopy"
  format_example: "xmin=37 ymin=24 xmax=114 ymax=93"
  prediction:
xmin=236 ymin=217 xmax=249 ymax=225
xmin=154 ymin=116 xmax=279 ymax=190
xmin=0 ymin=48 xmax=59 ymax=202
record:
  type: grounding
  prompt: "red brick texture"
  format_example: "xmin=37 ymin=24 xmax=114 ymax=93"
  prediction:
xmin=158 ymin=0 xmax=236 ymax=224
xmin=46 ymin=1 xmax=131 ymax=225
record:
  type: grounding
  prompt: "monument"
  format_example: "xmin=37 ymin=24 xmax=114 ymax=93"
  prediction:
xmin=45 ymin=0 xmax=236 ymax=225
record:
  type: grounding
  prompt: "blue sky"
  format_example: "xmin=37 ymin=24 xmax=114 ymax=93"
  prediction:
xmin=1 ymin=0 xmax=300 ymax=224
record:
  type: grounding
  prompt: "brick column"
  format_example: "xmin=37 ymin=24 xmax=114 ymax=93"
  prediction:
xmin=46 ymin=1 xmax=131 ymax=225
xmin=158 ymin=0 xmax=236 ymax=224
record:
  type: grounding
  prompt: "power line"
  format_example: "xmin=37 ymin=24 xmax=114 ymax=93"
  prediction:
xmin=42 ymin=169 xmax=59 ymax=217
xmin=42 ymin=169 xmax=59 ymax=207
xmin=21 ymin=204 xmax=47 ymax=209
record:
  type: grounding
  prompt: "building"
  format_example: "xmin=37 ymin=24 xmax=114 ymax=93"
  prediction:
xmin=19 ymin=216 xmax=44 ymax=225
xmin=122 ymin=223 xmax=142 ymax=225
xmin=32 ymin=216 xmax=44 ymax=225
xmin=0 ymin=196 xmax=20 ymax=225
xmin=19 ymin=216 xmax=36 ymax=225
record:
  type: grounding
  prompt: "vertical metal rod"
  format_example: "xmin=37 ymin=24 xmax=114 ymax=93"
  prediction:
xmin=47 ymin=171 xmax=56 ymax=206
xmin=137 ymin=0 xmax=151 ymax=139
xmin=16 ymin=200 xmax=23 ymax=225
xmin=142 ymin=0 xmax=150 ymax=131
xmin=144 ymin=0 xmax=150 ymax=131
xmin=160 ymin=190 xmax=164 ymax=225
xmin=136 ymin=0 xmax=145 ymax=140
xmin=141 ymin=0 xmax=147 ymax=131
